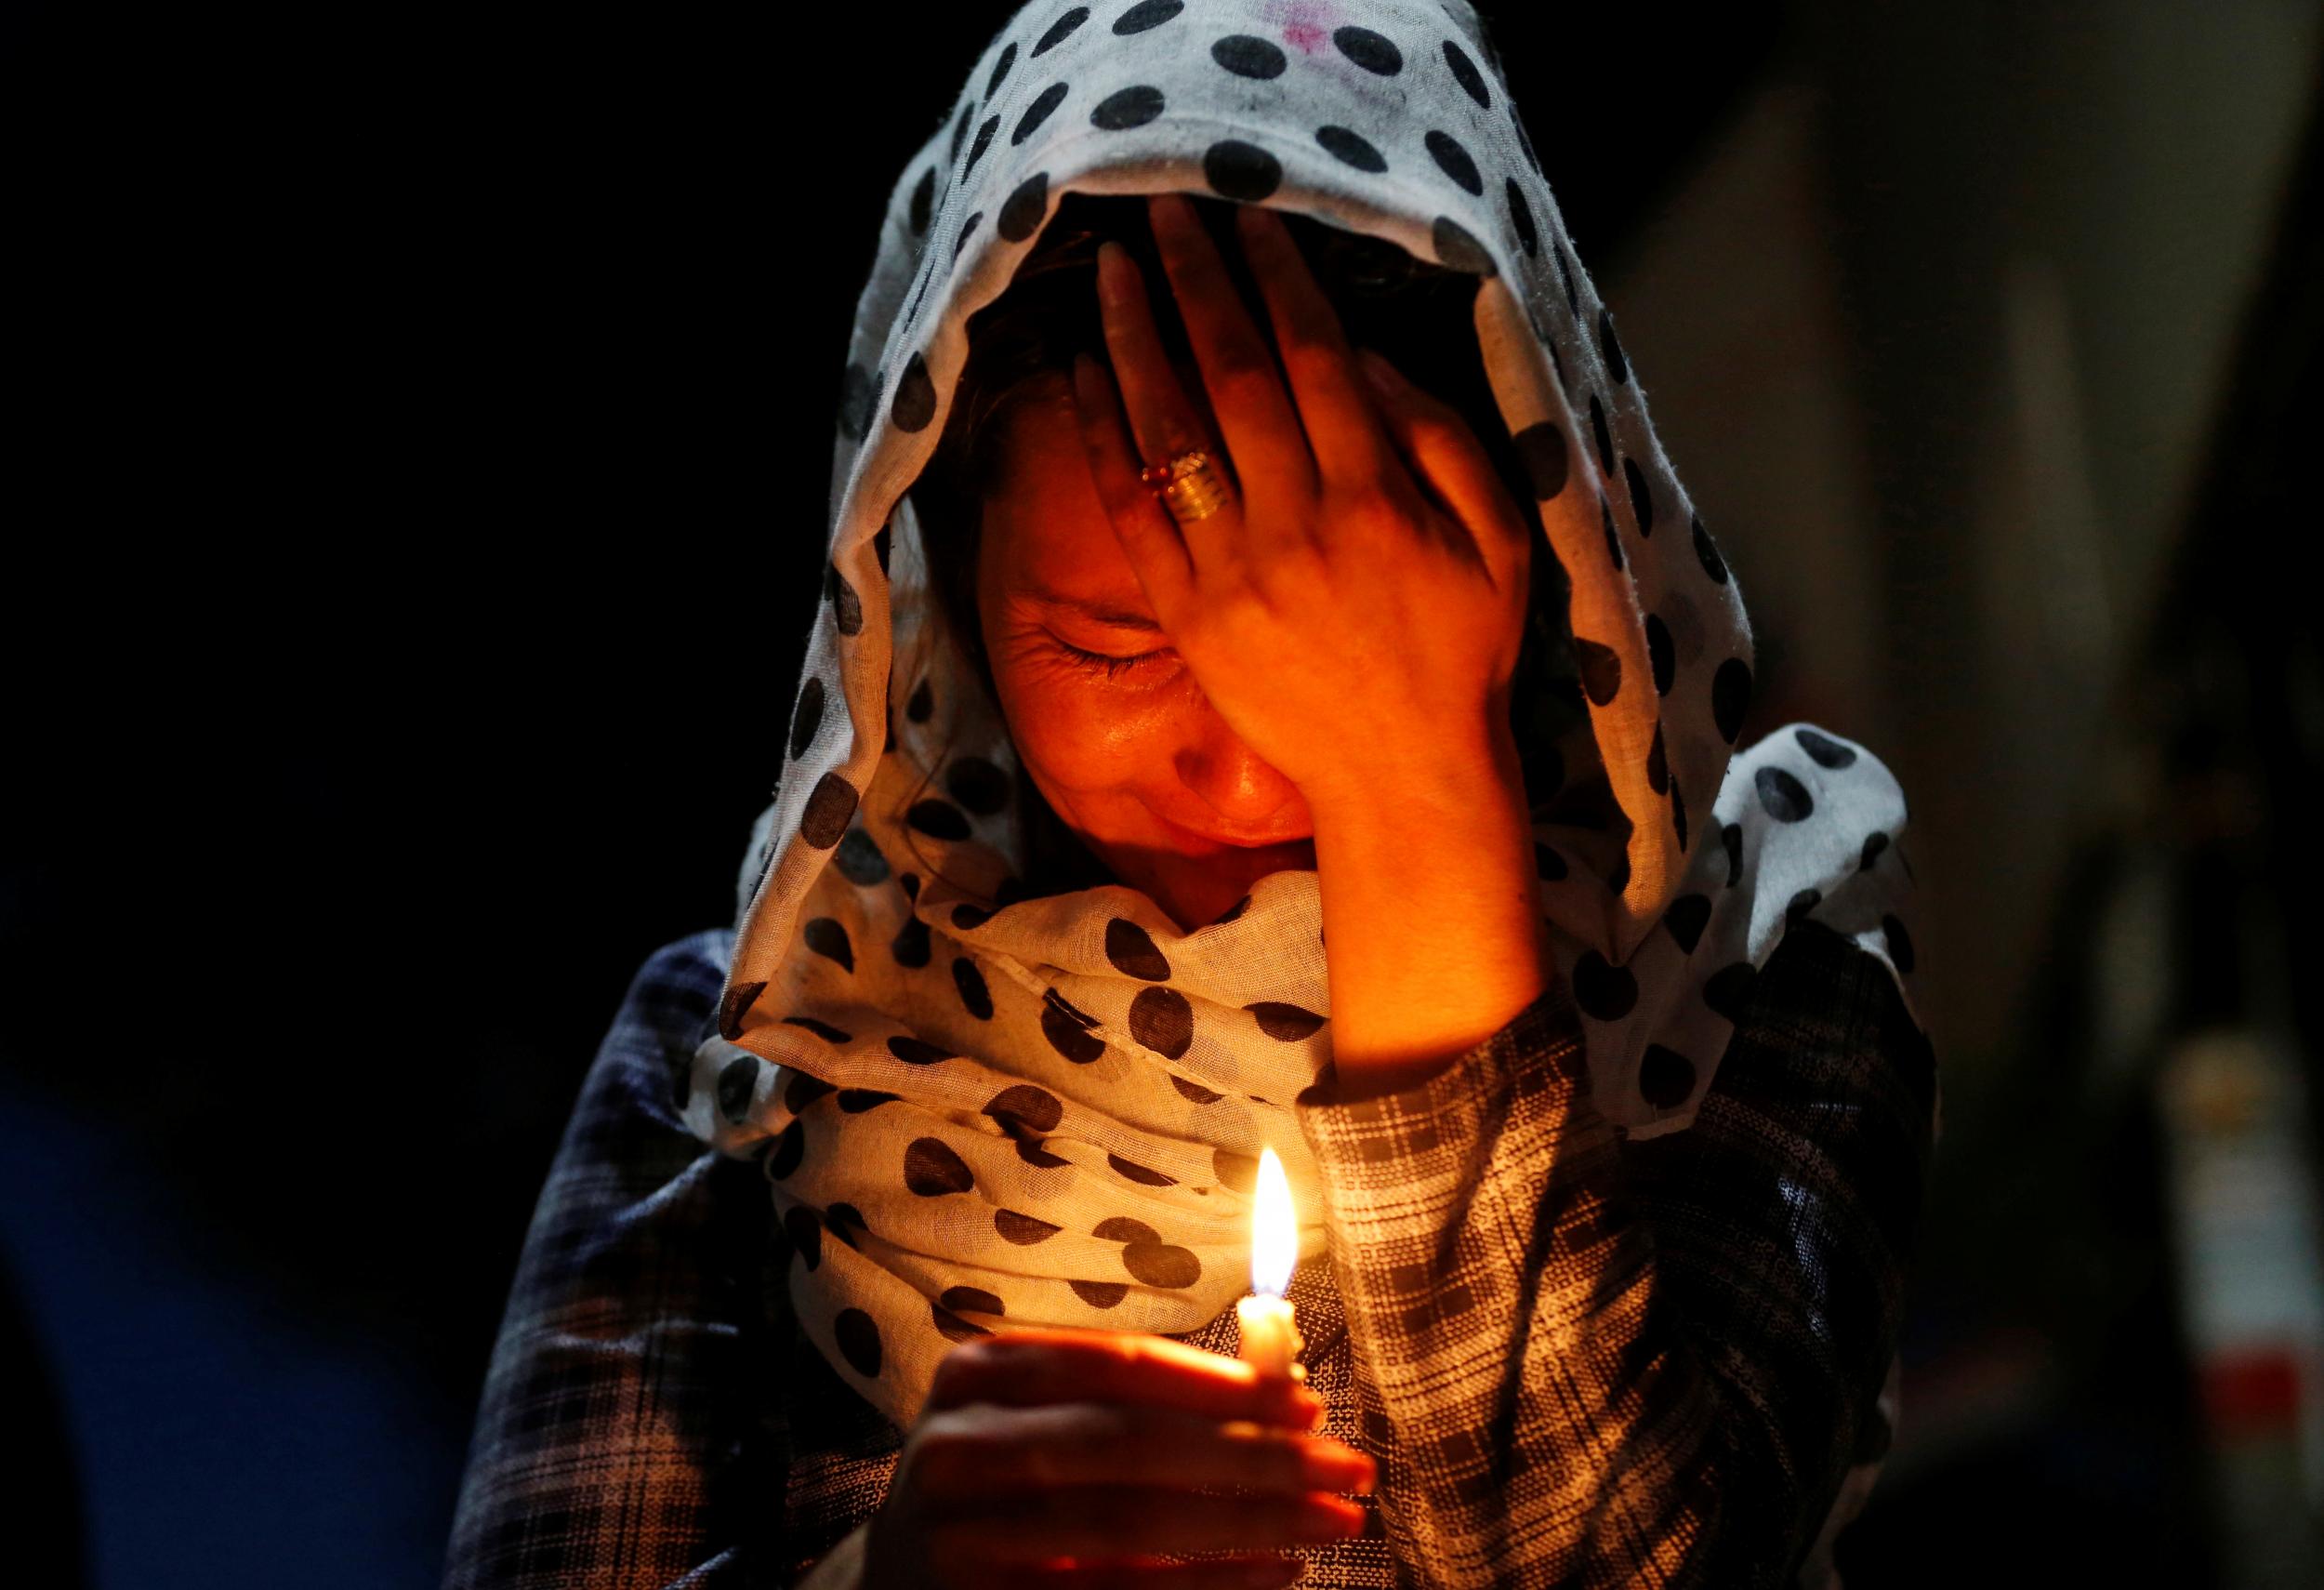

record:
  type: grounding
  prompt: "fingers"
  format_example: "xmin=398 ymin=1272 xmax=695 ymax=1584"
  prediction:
xmin=1095 ymin=238 xmax=1216 ymax=469
xmin=928 ymin=1329 xmax=1321 ymax=1428
xmin=1355 ymin=348 xmax=1533 ymax=594
xmin=909 ymin=1402 xmax=1376 ymax=1502
xmin=1072 ymin=350 xmax=1199 ymax=616
xmin=1232 ymin=204 xmax=1400 ymax=490
xmin=1022 ymin=1557 xmax=1306 ymax=1590
xmin=937 ymin=1485 xmax=1365 ymax=1564
xmin=1144 ymin=193 xmax=1317 ymax=521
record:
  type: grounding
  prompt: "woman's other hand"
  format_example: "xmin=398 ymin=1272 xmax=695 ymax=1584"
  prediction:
xmin=854 ymin=1327 xmax=1372 ymax=1588
xmin=1071 ymin=192 xmax=1535 ymax=816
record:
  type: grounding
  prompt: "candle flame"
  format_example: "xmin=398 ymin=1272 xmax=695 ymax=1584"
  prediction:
xmin=1250 ymin=1144 xmax=1296 ymax=1297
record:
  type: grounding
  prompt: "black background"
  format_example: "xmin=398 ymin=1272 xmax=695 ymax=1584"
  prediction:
xmin=9 ymin=1 xmax=2283 ymax=1585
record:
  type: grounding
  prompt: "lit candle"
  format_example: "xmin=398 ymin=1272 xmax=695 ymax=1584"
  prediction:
xmin=1235 ymin=1145 xmax=1305 ymax=1380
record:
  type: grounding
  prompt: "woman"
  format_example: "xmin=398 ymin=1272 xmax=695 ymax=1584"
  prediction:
xmin=442 ymin=4 xmax=1938 ymax=1586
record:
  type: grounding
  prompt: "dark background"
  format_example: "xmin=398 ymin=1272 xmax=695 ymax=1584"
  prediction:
xmin=7 ymin=2 xmax=2321 ymax=1585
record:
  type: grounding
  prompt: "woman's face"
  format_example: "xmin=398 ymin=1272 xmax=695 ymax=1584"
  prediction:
xmin=975 ymin=364 xmax=1318 ymax=936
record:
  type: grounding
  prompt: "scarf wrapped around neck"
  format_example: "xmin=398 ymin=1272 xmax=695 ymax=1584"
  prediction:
xmin=685 ymin=0 xmax=1926 ymax=1436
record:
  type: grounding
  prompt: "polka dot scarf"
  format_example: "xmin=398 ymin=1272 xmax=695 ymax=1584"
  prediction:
xmin=687 ymin=0 xmax=1931 ymax=1435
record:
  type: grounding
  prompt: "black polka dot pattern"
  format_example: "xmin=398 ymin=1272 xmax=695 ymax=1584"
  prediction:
xmin=1032 ymin=7 xmax=1087 ymax=56
xmin=1013 ymin=82 xmax=1068 ymax=145
xmin=905 ymin=1137 xmax=974 ymax=1196
xmin=1796 ymin=727 xmax=1857 ymax=768
xmin=907 ymin=799 xmax=972 ymax=840
xmin=1213 ymin=1149 xmax=1259 ymax=1193
xmin=1129 ymin=986 xmax=1194 ymax=1057
xmin=1425 ymin=130 xmax=1483 ymax=196
xmin=786 ymin=1205 xmax=824 ymax=1270
xmin=1664 ymin=894 xmax=1710 ymax=955
xmin=1882 ymin=914 xmax=1916 ymax=973
xmin=1506 ymin=177 xmax=1538 ymax=257
xmin=1645 ymin=615 xmax=1674 ymax=695
xmin=799 ymin=773 xmax=856 ymax=849
xmin=718 ymin=981 xmax=767 ymax=1040
xmin=804 ymin=918 xmax=854 ymax=972
xmin=1315 ymin=126 xmax=1387 ymax=173
xmin=1512 ymin=421 xmax=1568 ymax=500
xmin=1104 ymin=918 xmax=1171 ymax=980
xmin=1442 ymin=39 xmax=1489 ymax=106
xmin=950 ymin=958 xmax=994 ymax=1020
xmin=790 ymin=679 xmax=824 ymax=760
xmin=726 ymin=3 xmax=1927 ymax=1430
xmin=1204 ymin=139 xmax=1281 ymax=201
xmin=1333 ymin=25 xmax=1402 ymax=74
xmin=785 ymin=1070 xmax=835 ymax=1115
xmin=1247 ymin=1001 xmax=1326 ymax=1041
xmin=1598 ymin=309 xmax=1629 ymax=385
xmin=1211 ymin=34 xmax=1284 ymax=78
xmin=1711 ymin=659 xmax=1753 ymax=745
xmin=891 ymin=352 xmax=936 ymax=431
xmin=995 ymin=1208 xmax=1061 ymax=1244
xmin=1570 ymin=951 xmax=1639 ymax=1021
xmin=1170 ymin=1072 xmax=1223 ymax=1104
xmin=1757 ymin=767 xmax=1815 ymax=824
xmin=1431 ymin=217 xmax=1495 ymax=275
xmin=835 ymin=1308 xmax=882 ymax=1377
xmin=997 ymin=171 xmax=1050 ymax=242
xmin=1041 ymin=987 xmax=1107 ymax=1063
xmin=1108 ymin=1153 xmax=1176 ymax=1186
xmin=767 ymin=1118 xmax=806 ymax=1177
xmin=1090 ymin=85 xmax=1166 ymax=130
xmin=1639 ymin=1045 xmax=1696 ymax=1108
xmin=718 ymin=1057 xmax=760 ymax=1125
xmin=1574 ymin=639 xmax=1621 ymax=707
xmin=1113 ymin=0 xmax=1181 ymax=33
xmin=834 ymin=828 xmax=890 ymax=885
xmin=1622 ymin=457 xmax=1655 ymax=537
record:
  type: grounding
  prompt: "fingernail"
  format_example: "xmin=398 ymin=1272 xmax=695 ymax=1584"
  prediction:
xmin=1357 ymin=349 xmax=1393 ymax=389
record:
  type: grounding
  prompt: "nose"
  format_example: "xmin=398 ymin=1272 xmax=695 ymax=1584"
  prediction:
xmin=1172 ymin=707 xmax=1303 ymax=827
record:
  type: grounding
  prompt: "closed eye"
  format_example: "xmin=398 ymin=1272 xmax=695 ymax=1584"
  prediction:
xmin=1057 ymin=639 xmax=1168 ymax=679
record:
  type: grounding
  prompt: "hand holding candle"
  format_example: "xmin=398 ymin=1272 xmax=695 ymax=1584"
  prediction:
xmin=1236 ymin=1145 xmax=1307 ymax=1382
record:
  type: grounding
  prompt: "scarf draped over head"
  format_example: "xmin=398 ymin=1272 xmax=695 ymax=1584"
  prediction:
xmin=685 ymin=0 xmax=1929 ymax=1434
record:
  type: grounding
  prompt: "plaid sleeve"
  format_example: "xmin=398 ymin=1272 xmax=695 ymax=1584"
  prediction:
xmin=442 ymin=930 xmax=791 ymax=1590
xmin=1293 ymin=920 xmax=1937 ymax=1589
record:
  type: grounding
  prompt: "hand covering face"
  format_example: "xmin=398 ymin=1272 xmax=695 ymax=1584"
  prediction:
xmin=686 ymin=0 xmax=1926 ymax=1433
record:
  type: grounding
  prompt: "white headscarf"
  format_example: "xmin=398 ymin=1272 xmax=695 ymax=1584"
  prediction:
xmin=686 ymin=0 xmax=1928 ymax=1434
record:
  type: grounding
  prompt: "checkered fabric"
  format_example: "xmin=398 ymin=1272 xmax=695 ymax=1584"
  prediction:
xmin=442 ymin=915 xmax=1934 ymax=1588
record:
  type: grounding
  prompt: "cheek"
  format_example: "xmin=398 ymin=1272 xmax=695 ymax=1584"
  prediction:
xmin=990 ymin=652 xmax=1191 ymax=794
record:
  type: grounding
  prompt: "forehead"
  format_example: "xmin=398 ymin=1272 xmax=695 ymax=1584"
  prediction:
xmin=978 ymin=363 xmax=1203 ymax=623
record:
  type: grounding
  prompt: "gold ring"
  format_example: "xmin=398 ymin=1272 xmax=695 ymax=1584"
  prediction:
xmin=1138 ymin=448 xmax=1235 ymax=523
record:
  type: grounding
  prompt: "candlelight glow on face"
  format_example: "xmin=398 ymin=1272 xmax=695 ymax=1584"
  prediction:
xmin=1236 ymin=1145 xmax=1305 ymax=1378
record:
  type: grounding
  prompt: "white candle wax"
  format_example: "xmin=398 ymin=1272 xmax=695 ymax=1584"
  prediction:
xmin=1236 ymin=1291 xmax=1304 ymax=1380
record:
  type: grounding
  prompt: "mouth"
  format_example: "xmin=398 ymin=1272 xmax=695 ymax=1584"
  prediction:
xmin=1158 ymin=812 xmax=1315 ymax=851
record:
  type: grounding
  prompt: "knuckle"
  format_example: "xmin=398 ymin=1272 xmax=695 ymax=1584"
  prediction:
xmin=929 ymin=1341 xmax=993 ymax=1403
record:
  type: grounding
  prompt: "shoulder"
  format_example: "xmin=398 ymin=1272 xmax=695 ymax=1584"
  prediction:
xmin=615 ymin=928 xmax=738 ymax=1052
